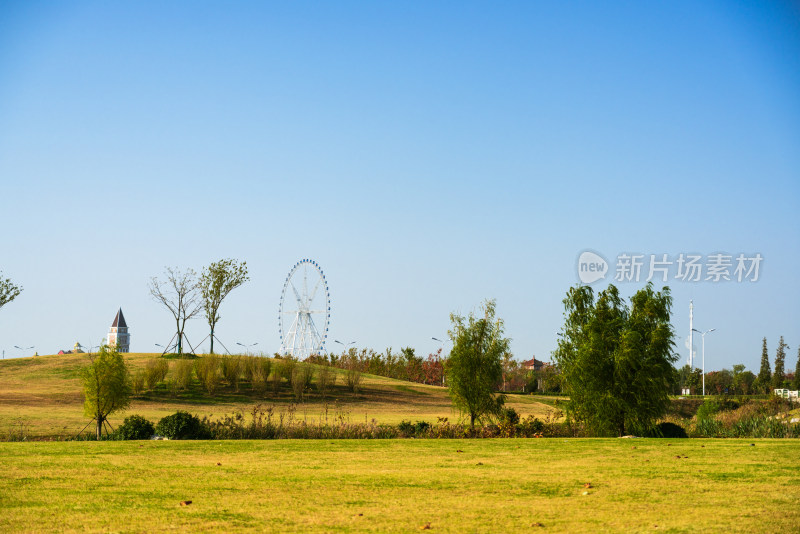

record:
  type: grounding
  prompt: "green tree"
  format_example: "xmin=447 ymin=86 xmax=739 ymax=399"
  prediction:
xmin=554 ymin=283 xmax=677 ymax=436
xmin=772 ymin=336 xmax=787 ymax=390
xmin=755 ymin=337 xmax=771 ymax=393
xmin=705 ymin=369 xmax=733 ymax=395
xmin=676 ymin=364 xmax=702 ymax=394
xmin=501 ymin=351 xmax=515 ymax=392
xmin=81 ymin=345 xmax=131 ymax=439
xmin=199 ymin=259 xmax=249 ymax=353
xmin=792 ymin=347 xmax=800 ymax=390
xmin=0 ymin=272 xmax=22 ymax=312
xmin=732 ymin=364 xmax=749 ymax=395
xmin=445 ymin=299 xmax=509 ymax=428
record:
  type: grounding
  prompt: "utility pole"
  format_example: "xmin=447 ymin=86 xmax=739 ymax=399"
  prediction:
xmin=688 ymin=301 xmax=694 ymax=369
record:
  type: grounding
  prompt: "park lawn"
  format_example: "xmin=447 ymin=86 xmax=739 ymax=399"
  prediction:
xmin=0 ymin=353 xmax=558 ymax=439
xmin=1 ymin=438 xmax=798 ymax=533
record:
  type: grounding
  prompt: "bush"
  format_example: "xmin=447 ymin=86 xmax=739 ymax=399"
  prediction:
xmin=251 ymin=358 xmax=271 ymax=396
xmin=317 ymin=365 xmax=337 ymax=398
xmin=269 ymin=368 xmax=282 ymax=395
xmin=696 ymin=399 xmax=719 ymax=421
xmin=414 ymin=421 xmax=431 ymax=434
xmin=221 ymin=356 xmax=242 ymax=391
xmin=242 ymin=357 xmax=256 ymax=383
xmin=173 ymin=358 xmax=193 ymax=391
xmin=397 ymin=420 xmax=431 ymax=437
xmin=501 ymin=407 xmax=520 ymax=425
xmin=116 ymin=415 xmax=155 ymax=440
xmin=653 ymin=421 xmax=688 ymax=438
xmin=518 ymin=415 xmax=545 ymax=436
xmin=277 ymin=358 xmax=296 ymax=382
xmin=195 ymin=354 xmax=221 ymax=395
xmin=132 ymin=370 xmax=146 ymax=395
xmin=155 ymin=411 xmax=209 ymax=440
xmin=291 ymin=365 xmax=314 ymax=401
xmin=398 ymin=420 xmax=414 ymax=436
xmin=346 ymin=368 xmax=362 ymax=393
xmin=144 ymin=359 xmax=169 ymax=389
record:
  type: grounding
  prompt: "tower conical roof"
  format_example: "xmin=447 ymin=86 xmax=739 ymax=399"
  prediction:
xmin=112 ymin=308 xmax=127 ymax=328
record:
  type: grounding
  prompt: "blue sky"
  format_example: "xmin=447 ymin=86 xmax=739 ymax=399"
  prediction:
xmin=1 ymin=1 xmax=798 ymax=372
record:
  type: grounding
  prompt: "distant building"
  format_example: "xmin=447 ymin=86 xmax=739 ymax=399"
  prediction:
xmin=108 ymin=308 xmax=130 ymax=353
xmin=521 ymin=357 xmax=547 ymax=372
xmin=58 ymin=342 xmax=85 ymax=355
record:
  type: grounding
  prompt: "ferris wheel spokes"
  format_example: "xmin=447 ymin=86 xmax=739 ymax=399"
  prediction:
xmin=278 ymin=259 xmax=330 ymax=360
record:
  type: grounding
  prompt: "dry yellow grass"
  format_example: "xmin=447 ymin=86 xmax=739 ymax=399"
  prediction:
xmin=0 ymin=353 xmax=558 ymax=438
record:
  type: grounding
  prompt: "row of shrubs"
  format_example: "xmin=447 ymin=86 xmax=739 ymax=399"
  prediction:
xmin=107 ymin=406 xmax=696 ymax=441
xmin=689 ymin=396 xmax=799 ymax=438
xmin=132 ymin=355 xmax=364 ymax=399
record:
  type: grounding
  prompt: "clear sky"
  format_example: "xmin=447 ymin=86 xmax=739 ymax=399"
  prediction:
xmin=1 ymin=1 xmax=798 ymax=372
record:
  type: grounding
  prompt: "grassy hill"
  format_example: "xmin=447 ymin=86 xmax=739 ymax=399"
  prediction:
xmin=0 ymin=353 xmax=559 ymax=439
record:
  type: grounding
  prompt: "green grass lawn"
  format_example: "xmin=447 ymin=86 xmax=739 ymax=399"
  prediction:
xmin=1 ymin=438 xmax=798 ymax=532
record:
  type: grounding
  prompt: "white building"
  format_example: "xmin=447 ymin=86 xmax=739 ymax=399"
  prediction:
xmin=108 ymin=308 xmax=130 ymax=353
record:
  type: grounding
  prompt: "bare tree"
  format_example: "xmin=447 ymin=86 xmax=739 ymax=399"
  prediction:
xmin=149 ymin=267 xmax=202 ymax=355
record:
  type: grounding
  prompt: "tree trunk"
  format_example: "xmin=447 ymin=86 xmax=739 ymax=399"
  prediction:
xmin=470 ymin=413 xmax=476 ymax=429
xmin=177 ymin=332 xmax=183 ymax=355
xmin=210 ymin=326 xmax=215 ymax=354
xmin=96 ymin=415 xmax=103 ymax=440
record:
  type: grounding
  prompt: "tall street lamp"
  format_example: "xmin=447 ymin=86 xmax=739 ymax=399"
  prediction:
xmin=692 ymin=328 xmax=716 ymax=396
xmin=14 ymin=345 xmax=34 ymax=357
xmin=236 ymin=342 xmax=258 ymax=355
xmin=334 ymin=340 xmax=355 ymax=352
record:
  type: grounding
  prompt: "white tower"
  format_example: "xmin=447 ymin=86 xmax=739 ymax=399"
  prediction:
xmin=108 ymin=308 xmax=130 ymax=353
xmin=688 ymin=300 xmax=694 ymax=368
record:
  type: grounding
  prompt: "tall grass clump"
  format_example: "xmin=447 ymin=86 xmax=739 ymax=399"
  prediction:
xmin=277 ymin=357 xmax=296 ymax=383
xmin=250 ymin=357 xmax=271 ymax=396
xmin=692 ymin=398 xmax=800 ymax=438
xmin=220 ymin=355 xmax=242 ymax=391
xmin=199 ymin=405 xmax=575 ymax=440
xmin=317 ymin=365 xmax=337 ymax=398
xmin=291 ymin=365 xmax=314 ymax=402
xmin=172 ymin=358 xmax=193 ymax=391
xmin=132 ymin=370 xmax=146 ymax=395
xmin=269 ymin=368 xmax=282 ymax=395
xmin=241 ymin=356 xmax=256 ymax=383
xmin=195 ymin=354 xmax=221 ymax=395
xmin=346 ymin=367 xmax=362 ymax=393
xmin=144 ymin=359 xmax=169 ymax=389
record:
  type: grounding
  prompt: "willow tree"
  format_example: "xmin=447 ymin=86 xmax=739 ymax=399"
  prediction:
xmin=446 ymin=299 xmax=509 ymax=429
xmin=199 ymin=259 xmax=249 ymax=353
xmin=554 ymin=283 xmax=676 ymax=437
xmin=82 ymin=345 xmax=131 ymax=439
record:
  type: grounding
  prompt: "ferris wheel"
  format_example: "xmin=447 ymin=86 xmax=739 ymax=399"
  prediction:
xmin=278 ymin=259 xmax=330 ymax=359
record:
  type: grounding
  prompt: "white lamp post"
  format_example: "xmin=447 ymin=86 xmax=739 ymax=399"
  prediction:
xmin=236 ymin=342 xmax=258 ymax=355
xmin=692 ymin=328 xmax=716 ymax=396
xmin=334 ymin=340 xmax=355 ymax=352
xmin=14 ymin=345 xmax=34 ymax=357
